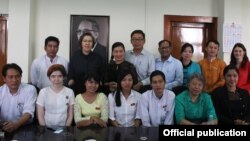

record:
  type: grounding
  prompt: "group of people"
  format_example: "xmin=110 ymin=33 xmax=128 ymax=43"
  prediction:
xmin=0 ymin=28 xmax=250 ymax=133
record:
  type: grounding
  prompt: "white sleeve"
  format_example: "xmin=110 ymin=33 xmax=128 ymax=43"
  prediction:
xmin=164 ymin=92 xmax=175 ymax=125
xmin=140 ymin=92 xmax=151 ymax=126
xmin=108 ymin=93 xmax=115 ymax=121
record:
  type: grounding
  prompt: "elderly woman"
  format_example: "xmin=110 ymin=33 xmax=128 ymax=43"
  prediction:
xmin=211 ymin=65 xmax=250 ymax=125
xmin=108 ymin=70 xmax=141 ymax=127
xmin=175 ymin=73 xmax=218 ymax=125
xmin=74 ymin=73 xmax=108 ymax=127
xmin=140 ymin=70 xmax=175 ymax=126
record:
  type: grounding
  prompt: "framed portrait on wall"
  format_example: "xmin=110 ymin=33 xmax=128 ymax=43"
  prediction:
xmin=70 ymin=15 xmax=110 ymax=65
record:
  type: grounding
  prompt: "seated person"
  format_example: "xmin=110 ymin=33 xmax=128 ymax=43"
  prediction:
xmin=108 ymin=70 xmax=141 ymax=127
xmin=74 ymin=73 xmax=108 ymax=127
xmin=0 ymin=63 xmax=37 ymax=132
xmin=211 ymin=65 xmax=250 ymax=125
xmin=36 ymin=64 xmax=75 ymax=127
xmin=175 ymin=73 xmax=218 ymax=125
xmin=140 ymin=70 xmax=175 ymax=126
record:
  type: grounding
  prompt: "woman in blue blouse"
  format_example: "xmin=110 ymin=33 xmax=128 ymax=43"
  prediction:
xmin=180 ymin=43 xmax=201 ymax=86
xmin=175 ymin=73 xmax=218 ymax=125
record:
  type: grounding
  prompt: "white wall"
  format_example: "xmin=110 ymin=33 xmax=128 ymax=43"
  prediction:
xmin=4 ymin=0 xmax=250 ymax=81
xmin=0 ymin=0 xmax=9 ymax=14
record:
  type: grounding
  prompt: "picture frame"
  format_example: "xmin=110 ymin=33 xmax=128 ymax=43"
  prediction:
xmin=70 ymin=15 xmax=110 ymax=63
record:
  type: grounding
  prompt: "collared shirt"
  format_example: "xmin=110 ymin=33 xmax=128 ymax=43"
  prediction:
xmin=74 ymin=93 xmax=108 ymax=123
xmin=175 ymin=90 xmax=217 ymax=124
xmin=155 ymin=55 xmax=183 ymax=90
xmin=108 ymin=90 xmax=141 ymax=127
xmin=140 ymin=89 xmax=175 ymax=126
xmin=199 ymin=58 xmax=226 ymax=93
xmin=0 ymin=83 xmax=37 ymax=122
xmin=30 ymin=55 xmax=69 ymax=89
xmin=36 ymin=87 xmax=75 ymax=126
xmin=125 ymin=49 xmax=155 ymax=85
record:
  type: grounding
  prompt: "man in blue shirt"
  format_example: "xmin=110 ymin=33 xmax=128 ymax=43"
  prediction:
xmin=155 ymin=40 xmax=183 ymax=90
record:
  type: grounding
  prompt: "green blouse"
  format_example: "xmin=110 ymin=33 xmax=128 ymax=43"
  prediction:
xmin=175 ymin=90 xmax=217 ymax=124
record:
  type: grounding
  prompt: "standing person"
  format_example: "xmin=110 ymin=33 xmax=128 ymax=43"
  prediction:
xmin=36 ymin=64 xmax=74 ymax=127
xmin=68 ymin=32 xmax=103 ymax=95
xmin=140 ymin=70 xmax=175 ymax=126
xmin=0 ymin=63 xmax=37 ymax=132
xmin=180 ymin=43 xmax=201 ymax=86
xmin=104 ymin=42 xmax=138 ymax=93
xmin=229 ymin=43 xmax=250 ymax=94
xmin=108 ymin=70 xmax=141 ymax=127
xmin=74 ymin=73 xmax=108 ymax=128
xmin=75 ymin=19 xmax=108 ymax=70
xmin=125 ymin=30 xmax=155 ymax=93
xmin=155 ymin=40 xmax=183 ymax=90
xmin=175 ymin=74 xmax=218 ymax=125
xmin=30 ymin=36 xmax=68 ymax=90
xmin=211 ymin=65 xmax=250 ymax=125
xmin=199 ymin=40 xmax=226 ymax=93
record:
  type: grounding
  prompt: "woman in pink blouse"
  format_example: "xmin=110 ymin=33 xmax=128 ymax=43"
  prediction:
xmin=230 ymin=43 xmax=250 ymax=94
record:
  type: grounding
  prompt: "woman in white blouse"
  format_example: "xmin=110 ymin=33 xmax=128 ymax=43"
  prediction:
xmin=108 ymin=70 xmax=141 ymax=127
xmin=36 ymin=64 xmax=75 ymax=127
xmin=140 ymin=70 xmax=175 ymax=126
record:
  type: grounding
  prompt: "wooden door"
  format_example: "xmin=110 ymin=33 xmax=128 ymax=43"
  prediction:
xmin=164 ymin=15 xmax=217 ymax=61
xmin=0 ymin=15 xmax=7 ymax=85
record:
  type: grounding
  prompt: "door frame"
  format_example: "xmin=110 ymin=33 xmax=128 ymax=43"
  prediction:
xmin=0 ymin=14 xmax=8 ymax=85
xmin=164 ymin=15 xmax=217 ymax=41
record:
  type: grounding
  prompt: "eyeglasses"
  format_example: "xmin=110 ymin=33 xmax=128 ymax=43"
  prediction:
xmin=159 ymin=46 xmax=171 ymax=50
xmin=76 ymin=29 xmax=96 ymax=35
xmin=131 ymin=38 xmax=144 ymax=42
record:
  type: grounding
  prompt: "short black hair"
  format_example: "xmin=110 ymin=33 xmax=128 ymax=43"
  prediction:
xmin=45 ymin=36 xmax=60 ymax=47
xmin=206 ymin=40 xmax=219 ymax=47
xmin=130 ymin=30 xmax=145 ymax=39
xmin=150 ymin=70 xmax=166 ymax=83
xmin=223 ymin=65 xmax=239 ymax=76
xmin=158 ymin=40 xmax=171 ymax=48
xmin=2 ymin=63 xmax=22 ymax=77
xmin=79 ymin=32 xmax=95 ymax=48
xmin=181 ymin=43 xmax=194 ymax=53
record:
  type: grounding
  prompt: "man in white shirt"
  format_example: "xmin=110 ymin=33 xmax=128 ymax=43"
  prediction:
xmin=125 ymin=30 xmax=155 ymax=93
xmin=0 ymin=63 xmax=37 ymax=132
xmin=140 ymin=70 xmax=175 ymax=126
xmin=30 ymin=36 xmax=68 ymax=90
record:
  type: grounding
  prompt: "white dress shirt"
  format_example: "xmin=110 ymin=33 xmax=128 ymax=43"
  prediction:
xmin=36 ymin=87 xmax=75 ymax=126
xmin=30 ymin=55 xmax=68 ymax=89
xmin=140 ymin=89 xmax=175 ymax=126
xmin=0 ymin=83 xmax=37 ymax=122
xmin=108 ymin=90 xmax=141 ymax=127
xmin=125 ymin=49 xmax=155 ymax=85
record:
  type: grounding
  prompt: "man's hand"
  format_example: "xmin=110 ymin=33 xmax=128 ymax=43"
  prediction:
xmin=2 ymin=121 xmax=18 ymax=133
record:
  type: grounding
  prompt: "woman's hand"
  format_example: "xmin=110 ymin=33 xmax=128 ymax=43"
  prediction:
xmin=68 ymin=79 xmax=75 ymax=86
xmin=90 ymin=116 xmax=107 ymax=127
xmin=109 ymin=82 xmax=117 ymax=92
